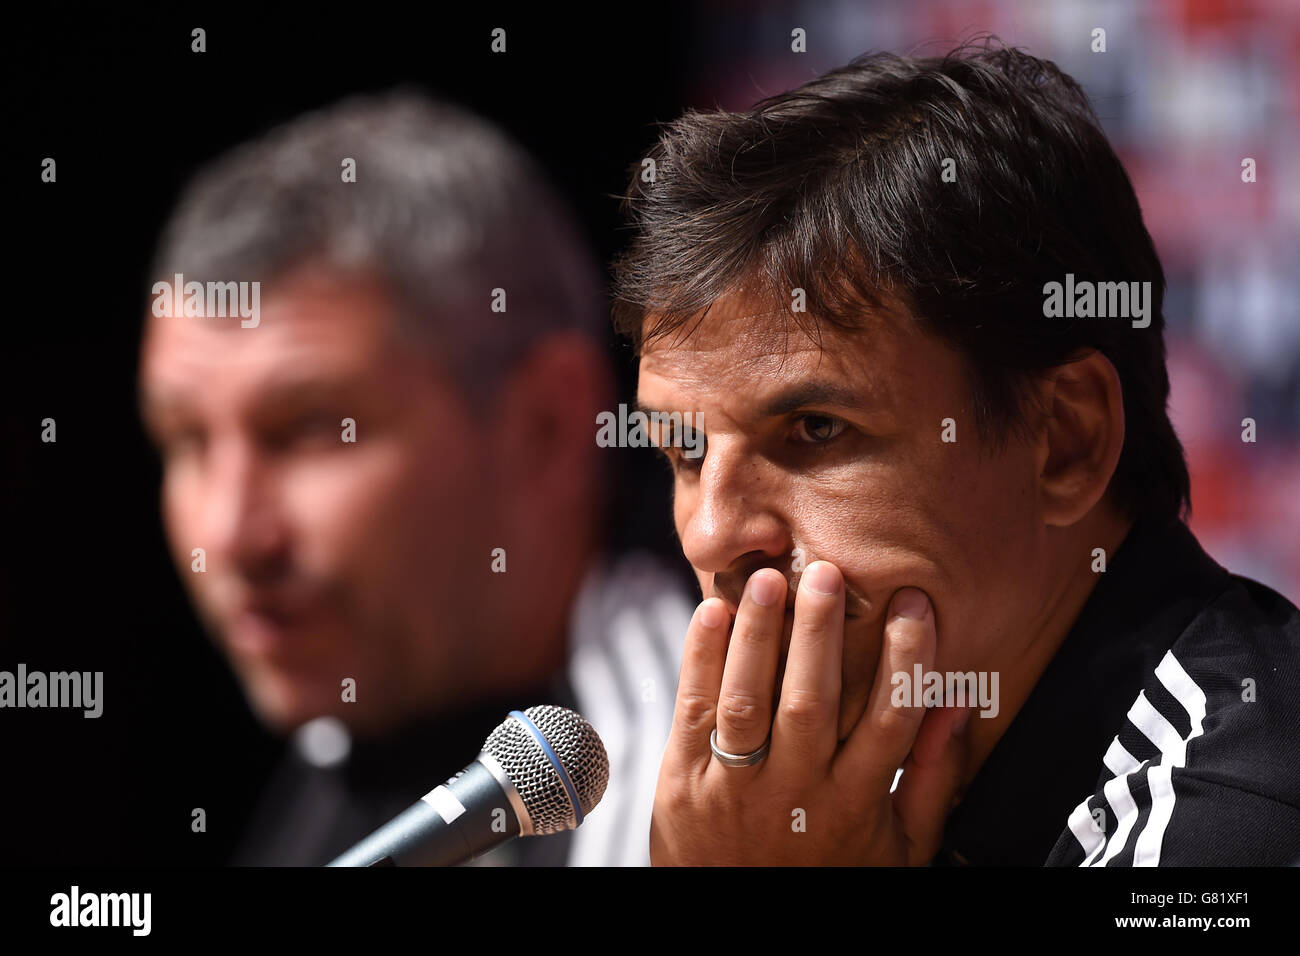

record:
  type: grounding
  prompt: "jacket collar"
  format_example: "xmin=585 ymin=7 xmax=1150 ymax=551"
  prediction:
xmin=937 ymin=517 xmax=1229 ymax=865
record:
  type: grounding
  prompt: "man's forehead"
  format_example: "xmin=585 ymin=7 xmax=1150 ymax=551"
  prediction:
xmin=139 ymin=274 xmax=406 ymax=410
xmin=143 ymin=312 xmax=340 ymax=396
xmin=146 ymin=267 xmax=395 ymax=352
xmin=637 ymin=295 xmax=900 ymax=395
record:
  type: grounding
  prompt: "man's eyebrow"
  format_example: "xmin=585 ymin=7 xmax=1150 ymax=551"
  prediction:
xmin=139 ymin=377 xmax=356 ymax=424
xmin=632 ymin=398 xmax=695 ymax=418
xmin=255 ymin=377 xmax=356 ymax=407
xmin=756 ymin=382 xmax=870 ymax=418
xmin=635 ymin=382 xmax=870 ymax=422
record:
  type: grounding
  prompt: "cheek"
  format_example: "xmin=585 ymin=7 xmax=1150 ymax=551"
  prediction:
xmin=927 ymin=443 xmax=1042 ymax=592
xmin=799 ymin=445 xmax=1040 ymax=656
xmin=671 ymin=483 xmax=691 ymax=537
xmin=794 ymin=473 xmax=947 ymax=614
xmin=281 ymin=441 xmax=443 ymax=574
xmin=160 ymin=470 xmax=206 ymax=575
xmin=285 ymin=435 xmax=489 ymax=608
xmin=159 ymin=479 xmax=185 ymax=554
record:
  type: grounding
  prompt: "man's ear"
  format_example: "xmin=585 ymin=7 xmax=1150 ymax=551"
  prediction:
xmin=1036 ymin=349 xmax=1125 ymax=528
xmin=488 ymin=332 xmax=614 ymax=498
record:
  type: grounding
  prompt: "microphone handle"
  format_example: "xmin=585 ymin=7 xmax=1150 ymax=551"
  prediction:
xmin=327 ymin=760 xmax=522 ymax=867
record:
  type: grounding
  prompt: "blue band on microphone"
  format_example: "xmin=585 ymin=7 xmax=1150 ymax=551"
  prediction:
xmin=509 ymin=709 xmax=583 ymax=826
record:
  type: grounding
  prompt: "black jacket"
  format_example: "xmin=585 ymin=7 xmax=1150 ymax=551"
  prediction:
xmin=939 ymin=517 xmax=1300 ymax=866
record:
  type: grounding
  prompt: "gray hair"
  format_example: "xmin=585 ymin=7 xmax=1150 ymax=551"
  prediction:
xmin=148 ymin=88 xmax=605 ymax=403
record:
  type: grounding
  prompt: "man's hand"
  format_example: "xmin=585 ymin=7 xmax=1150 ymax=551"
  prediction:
xmin=650 ymin=561 xmax=971 ymax=865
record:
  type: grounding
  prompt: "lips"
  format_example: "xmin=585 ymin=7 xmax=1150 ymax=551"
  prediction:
xmin=229 ymin=605 xmax=303 ymax=660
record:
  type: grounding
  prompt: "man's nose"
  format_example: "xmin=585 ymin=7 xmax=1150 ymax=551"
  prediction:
xmin=678 ymin=440 xmax=792 ymax=587
xmin=204 ymin=439 xmax=289 ymax=581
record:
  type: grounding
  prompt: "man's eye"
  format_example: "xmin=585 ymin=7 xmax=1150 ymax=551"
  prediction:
xmin=295 ymin=413 xmax=334 ymax=434
xmin=793 ymin=414 xmax=844 ymax=444
xmin=272 ymin=412 xmax=336 ymax=445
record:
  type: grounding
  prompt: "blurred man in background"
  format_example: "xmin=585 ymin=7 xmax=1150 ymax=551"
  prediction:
xmin=138 ymin=91 xmax=690 ymax=865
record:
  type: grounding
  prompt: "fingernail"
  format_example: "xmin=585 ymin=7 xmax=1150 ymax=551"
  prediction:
xmin=802 ymin=561 xmax=841 ymax=595
xmin=747 ymin=572 xmax=784 ymax=607
xmin=890 ymin=588 xmax=929 ymax=620
xmin=698 ymin=600 xmax=726 ymax=629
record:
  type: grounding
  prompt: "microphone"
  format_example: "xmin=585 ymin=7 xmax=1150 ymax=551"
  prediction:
xmin=327 ymin=705 xmax=609 ymax=867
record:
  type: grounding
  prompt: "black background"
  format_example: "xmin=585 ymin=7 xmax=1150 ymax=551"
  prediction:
xmin=2 ymin=6 xmax=699 ymax=866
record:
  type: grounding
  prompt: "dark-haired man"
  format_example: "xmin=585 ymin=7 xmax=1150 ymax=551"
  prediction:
xmin=614 ymin=43 xmax=1300 ymax=866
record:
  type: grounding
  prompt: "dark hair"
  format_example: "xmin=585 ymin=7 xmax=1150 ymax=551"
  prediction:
xmin=611 ymin=38 xmax=1190 ymax=524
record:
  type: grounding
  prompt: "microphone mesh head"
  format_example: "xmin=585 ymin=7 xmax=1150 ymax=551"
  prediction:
xmin=483 ymin=705 xmax=609 ymax=835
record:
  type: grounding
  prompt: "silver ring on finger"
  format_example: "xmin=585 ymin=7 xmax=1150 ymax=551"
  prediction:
xmin=710 ymin=727 xmax=770 ymax=768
